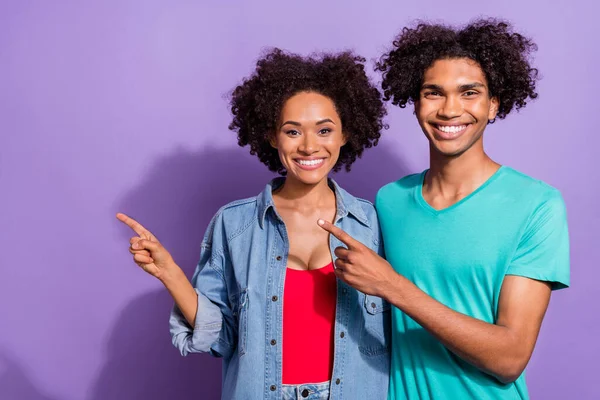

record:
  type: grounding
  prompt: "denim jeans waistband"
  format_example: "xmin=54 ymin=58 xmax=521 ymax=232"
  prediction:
xmin=281 ymin=380 xmax=330 ymax=400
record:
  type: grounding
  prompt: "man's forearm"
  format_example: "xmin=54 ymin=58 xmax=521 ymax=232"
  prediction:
xmin=382 ymin=273 xmax=528 ymax=383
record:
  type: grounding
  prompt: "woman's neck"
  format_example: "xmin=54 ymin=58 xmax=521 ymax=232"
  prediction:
xmin=273 ymin=176 xmax=335 ymax=212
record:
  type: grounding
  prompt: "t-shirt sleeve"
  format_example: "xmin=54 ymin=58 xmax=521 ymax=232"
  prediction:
xmin=506 ymin=189 xmax=570 ymax=290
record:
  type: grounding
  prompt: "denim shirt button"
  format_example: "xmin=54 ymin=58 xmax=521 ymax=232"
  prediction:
xmin=301 ymin=389 xmax=310 ymax=397
xmin=270 ymin=385 xmax=277 ymax=391
xmin=272 ymin=295 xmax=278 ymax=302
xmin=335 ymin=378 xmax=341 ymax=385
xmin=270 ymin=339 xmax=277 ymax=345
xmin=340 ymin=331 xmax=345 ymax=338
xmin=276 ymin=256 xmax=282 ymax=261
xmin=342 ymin=288 xmax=347 ymax=294
xmin=371 ymin=302 xmax=377 ymax=308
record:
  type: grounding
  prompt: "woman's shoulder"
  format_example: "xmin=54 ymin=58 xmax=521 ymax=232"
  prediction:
xmin=334 ymin=189 xmax=382 ymax=250
xmin=354 ymin=197 xmax=377 ymax=220
xmin=203 ymin=196 xmax=259 ymax=244
xmin=331 ymin=181 xmax=379 ymax=228
xmin=217 ymin=196 xmax=259 ymax=215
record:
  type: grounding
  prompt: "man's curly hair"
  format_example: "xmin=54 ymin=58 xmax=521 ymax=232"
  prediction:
xmin=229 ymin=48 xmax=387 ymax=174
xmin=376 ymin=18 xmax=539 ymax=123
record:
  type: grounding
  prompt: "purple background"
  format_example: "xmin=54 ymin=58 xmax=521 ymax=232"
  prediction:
xmin=0 ymin=1 xmax=597 ymax=399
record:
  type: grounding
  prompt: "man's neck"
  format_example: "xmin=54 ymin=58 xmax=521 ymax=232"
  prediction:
xmin=424 ymin=145 xmax=501 ymax=205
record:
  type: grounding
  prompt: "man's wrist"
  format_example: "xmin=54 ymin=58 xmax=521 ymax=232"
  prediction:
xmin=380 ymin=269 xmax=405 ymax=304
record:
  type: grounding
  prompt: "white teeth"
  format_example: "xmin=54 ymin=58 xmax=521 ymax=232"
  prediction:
xmin=298 ymin=159 xmax=324 ymax=166
xmin=438 ymin=125 xmax=467 ymax=134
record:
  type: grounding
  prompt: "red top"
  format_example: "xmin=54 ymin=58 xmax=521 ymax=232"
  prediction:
xmin=282 ymin=262 xmax=337 ymax=384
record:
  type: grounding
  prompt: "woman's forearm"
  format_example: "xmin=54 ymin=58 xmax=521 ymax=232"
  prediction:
xmin=161 ymin=263 xmax=199 ymax=327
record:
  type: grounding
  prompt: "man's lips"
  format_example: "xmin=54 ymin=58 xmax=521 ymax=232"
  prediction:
xmin=431 ymin=123 xmax=470 ymax=139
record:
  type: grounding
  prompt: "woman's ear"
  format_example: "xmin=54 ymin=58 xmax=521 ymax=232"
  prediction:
xmin=341 ymin=134 xmax=348 ymax=146
xmin=269 ymin=133 xmax=277 ymax=148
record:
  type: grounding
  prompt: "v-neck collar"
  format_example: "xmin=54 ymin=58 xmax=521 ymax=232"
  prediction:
xmin=416 ymin=165 xmax=505 ymax=215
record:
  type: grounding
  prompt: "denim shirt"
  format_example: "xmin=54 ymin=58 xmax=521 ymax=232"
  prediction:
xmin=169 ymin=178 xmax=390 ymax=399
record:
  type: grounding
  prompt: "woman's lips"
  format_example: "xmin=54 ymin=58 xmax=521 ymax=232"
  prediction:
xmin=293 ymin=158 xmax=326 ymax=170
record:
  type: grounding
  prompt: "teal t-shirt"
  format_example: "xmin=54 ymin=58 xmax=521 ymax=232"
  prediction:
xmin=376 ymin=166 xmax=570 ymax=400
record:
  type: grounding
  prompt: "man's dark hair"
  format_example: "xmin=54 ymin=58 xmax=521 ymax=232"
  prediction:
xmin=376 ymin=18 xmax=539 ymax=122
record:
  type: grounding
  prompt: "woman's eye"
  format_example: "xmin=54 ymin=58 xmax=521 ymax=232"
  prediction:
xmin=319 ymin=128 xmax=332 ymax=135
xmin=285 ymin=130 xmax=300 ymax=136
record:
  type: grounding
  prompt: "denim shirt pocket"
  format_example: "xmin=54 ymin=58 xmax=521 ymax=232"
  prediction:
xmin=359 ymin=294 xmax=391 ymax=356
xmin=229 ymin=288 xmax=249 ymax=357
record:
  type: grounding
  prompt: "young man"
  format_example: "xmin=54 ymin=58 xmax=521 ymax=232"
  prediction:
xmin=318 ymin=19 xmax=569 ymax=399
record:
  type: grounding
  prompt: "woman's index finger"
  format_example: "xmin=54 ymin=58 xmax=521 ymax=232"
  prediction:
xmin=116 ymin=213 xmax=150 ymax=237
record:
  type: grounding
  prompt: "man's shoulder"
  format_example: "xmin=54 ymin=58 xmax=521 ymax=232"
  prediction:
xmin=499 ymin=166 xmax=563 ymax=201
xmin=377 ymin=172 xmax=424 ymax=200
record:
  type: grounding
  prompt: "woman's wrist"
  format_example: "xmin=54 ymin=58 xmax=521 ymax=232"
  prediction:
xmin=159 ymin=260 xmax=186 ymax=288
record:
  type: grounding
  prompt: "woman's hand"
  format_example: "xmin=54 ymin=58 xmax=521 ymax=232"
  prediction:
xmin=116 ymin=212 xmax=178 ymax=282
xmin=117 ymin=213 xmax=199 ymax=326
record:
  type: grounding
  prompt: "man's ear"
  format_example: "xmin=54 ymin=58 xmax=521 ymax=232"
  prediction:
xmin=489 ymin=97 xmax=499 ymax=121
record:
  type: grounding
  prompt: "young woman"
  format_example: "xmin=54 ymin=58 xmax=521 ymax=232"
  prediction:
xmin=117 ymin=48 xmax=390 ymax=400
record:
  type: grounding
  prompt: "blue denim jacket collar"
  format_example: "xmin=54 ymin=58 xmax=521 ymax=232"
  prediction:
xmin=257 ymin=177 xmax=370 ymax=229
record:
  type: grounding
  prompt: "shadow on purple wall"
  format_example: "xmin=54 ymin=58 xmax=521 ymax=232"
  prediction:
xmin=93 ymin=144 xmax=408 ymax=399
xmin=0 ymin=351 xmax=61 ymax=400
xmin=89 ymin=289 xmax=221 ymax=400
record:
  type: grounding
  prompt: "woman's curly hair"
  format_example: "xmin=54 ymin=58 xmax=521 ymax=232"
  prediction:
xmin=229 ymin=48 xmax=387 ymax=174
xmin=376 ymin=18 xmax=539 ymax=122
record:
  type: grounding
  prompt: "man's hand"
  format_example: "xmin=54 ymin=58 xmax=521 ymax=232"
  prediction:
xmin=318 ymin=219 xmax=397 ymax=298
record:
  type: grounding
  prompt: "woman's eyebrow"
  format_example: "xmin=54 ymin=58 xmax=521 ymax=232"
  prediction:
xmin=316 ymin=118 xmax=335 ymax=125
xmin=280 ymin=120 xmax=301 ymax=128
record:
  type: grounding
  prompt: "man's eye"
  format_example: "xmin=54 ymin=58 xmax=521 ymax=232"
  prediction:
xmin=424 ymin=91 xmax=441 ymax=97
xmin=464 ymin=91 xmax=478 ymax=97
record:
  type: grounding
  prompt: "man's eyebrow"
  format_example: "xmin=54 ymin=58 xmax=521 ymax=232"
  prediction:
xmin=458 ymin=83 xmax=486 ymax=91
xmin=421 ymin=83 xmax=486 ymax=92
xmin=421 ymin=84 xmax=443 ymax=91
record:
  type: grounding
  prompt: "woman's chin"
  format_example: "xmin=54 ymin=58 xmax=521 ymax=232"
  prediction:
xmin=286 ymin=170 xmax=330 ymax=186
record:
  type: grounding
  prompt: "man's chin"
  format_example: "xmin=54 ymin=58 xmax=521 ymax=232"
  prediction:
xmin=431 ymin=143 xmax=470 ymax=159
